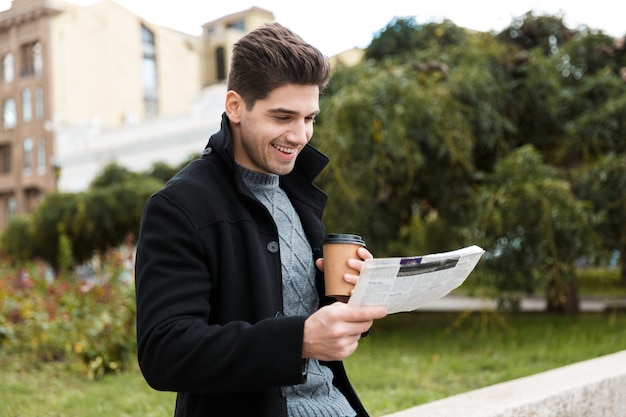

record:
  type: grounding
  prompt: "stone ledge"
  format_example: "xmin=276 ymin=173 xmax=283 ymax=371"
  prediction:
xmin=604 ymin=300 xmax=626 ymax=313
xmin=383 ymin=350 xmax=626 ymax=417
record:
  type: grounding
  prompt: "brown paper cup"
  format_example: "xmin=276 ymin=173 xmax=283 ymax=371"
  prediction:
xmin=322 ymin=234 xmax=366 ymax=298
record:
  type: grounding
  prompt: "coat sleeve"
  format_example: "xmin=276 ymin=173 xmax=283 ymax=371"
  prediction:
xmin=134 ymin=193 xmax=306 ymax=393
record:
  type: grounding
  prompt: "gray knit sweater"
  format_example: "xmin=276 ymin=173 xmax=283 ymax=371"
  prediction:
xmin=240 ymin=166 xmax=356 ymax=417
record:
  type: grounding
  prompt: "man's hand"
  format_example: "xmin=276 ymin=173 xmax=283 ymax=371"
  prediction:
xmin=302 ymin=302 xmax=387 ymax=361
xmin=315 ymin=247 xmax=373 ymax=300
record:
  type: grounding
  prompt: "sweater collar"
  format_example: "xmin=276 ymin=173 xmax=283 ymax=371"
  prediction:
xmin=237 ymin=164 xmax=280 ymax=190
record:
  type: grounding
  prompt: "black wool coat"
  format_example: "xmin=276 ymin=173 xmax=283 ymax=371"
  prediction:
xmin=134 ymin=113 xmax=369 ymax=417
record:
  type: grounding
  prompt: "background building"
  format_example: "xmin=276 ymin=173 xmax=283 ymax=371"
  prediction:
xmin=0 ymin=0 xmax=275 ymax=228
xmin=201 ymin=6 xmax=274 ymax=86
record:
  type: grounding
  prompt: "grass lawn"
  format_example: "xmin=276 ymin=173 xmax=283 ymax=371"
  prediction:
xmin=2 ymin=311 xmax=625 ymax=417
xmin=346 ymin=311 xmax=626 ymax=416
xmin=0 ymin=358 xmax=175 ymax=417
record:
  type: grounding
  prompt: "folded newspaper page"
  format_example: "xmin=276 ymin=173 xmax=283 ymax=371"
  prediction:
xmin=348 ymin=245 xmax=485 ymax=314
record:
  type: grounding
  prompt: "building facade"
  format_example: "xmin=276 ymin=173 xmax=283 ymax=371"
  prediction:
xmin=0 ymin=0 xmax=59 ymax=226
xmin=0 ymin=0 xmax=275 ymax=228
xmin=200 ymin=6 xmax=275 ymax=86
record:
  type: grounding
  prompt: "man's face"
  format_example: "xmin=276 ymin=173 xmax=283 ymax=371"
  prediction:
xmin=228 ymin=84 xmax=320 ymax=176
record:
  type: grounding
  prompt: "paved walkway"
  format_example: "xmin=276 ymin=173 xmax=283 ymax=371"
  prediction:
xmin=418 ymin=295 xmax=625 ymax=313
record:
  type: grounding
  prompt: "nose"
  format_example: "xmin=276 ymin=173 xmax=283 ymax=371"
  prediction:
xmin=286 ymin=119 xmax=311 ymax=145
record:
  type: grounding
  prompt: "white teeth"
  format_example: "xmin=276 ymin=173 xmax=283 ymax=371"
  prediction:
xmin=274 ymin=144 xmax=296 ymax=154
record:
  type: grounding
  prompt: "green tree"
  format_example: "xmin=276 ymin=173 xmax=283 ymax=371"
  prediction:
xmin=574 ymin=153 xmax=626 ymax=283
xmin=29 ymin=192 xmax=81 ymax=270
xmin=474 ymin=145 xmax=598 ymax=313
xmin=365 ymin=17 xmax=467 ymax=61
xmin=317 ymin=24 xmax=520 ymax=256
xmin=559 ymin=30 xmax=618 ymax=77
xmin=90 ymin=162 xmax=139 ymax=188
xmin=507 ymin=48 xmax=569 ymax=156
xmin=447 ymin=32 xmax=518 ymax=171
xmin=497 ymin=11 xmax=574 ymax=55
xmin=3 ymin=169 xmax=163 ymax=271
xmin=316 ymin=57 xmax=478 ymax=256
xmin=498 ymin=14 xmax=625 ymax=167
xmin=71 ymin=176 xmax=163 ymax=264
xmin=0 ymin=216 xmax=33 ymax=264
xmin=562 ymin=76 xmax=626 ymax=164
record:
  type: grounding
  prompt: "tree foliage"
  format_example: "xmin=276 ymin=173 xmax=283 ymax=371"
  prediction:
xmin=316 ymin=12 xmax=625 ymax=312
xmin=365 ymin=17 xmax=467 ymax=61
xmin=0 ymin=216 xmax=32 ymax=265
xmin=89 ymin=162 xmax=139 ymax=188
xmin=29 ymin=192 xmax=81 ymax=270
xmin=496 ymin=11 xmax=575 ymax=55
xmin=0 ymin=153 xmax=200 ymax=271
xmin=473 ymin=145 xmax=597 ymax=312
xmin=317 ymin=56 xmax=477 ymax=255
xmin=574 ymin=153 xmax=626 ymax=283
xmin=1 ymin=165 xmax=165 ymax=271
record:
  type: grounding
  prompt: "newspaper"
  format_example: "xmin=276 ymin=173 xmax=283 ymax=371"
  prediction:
xmin=348 ymin=245 xmax=485 ymax=314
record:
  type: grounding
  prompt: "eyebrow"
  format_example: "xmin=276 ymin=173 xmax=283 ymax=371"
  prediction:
xmin=267 ymin=108 xmax=320 ymax=117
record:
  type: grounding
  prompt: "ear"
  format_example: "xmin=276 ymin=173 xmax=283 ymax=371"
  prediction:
xmin=225 ymin=90 xmax=243 ymax=123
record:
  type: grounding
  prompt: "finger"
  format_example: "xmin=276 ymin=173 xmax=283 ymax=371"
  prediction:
xmin=343 ymin=272 xmax=358 ymax=284
xmin=357 ymin=247 xmax=373 ymax=260
xmin=347 ymin=258 xmax=363 ymax=271
xmin=336 ymin=303 xmax=387 ymax=322
xmin=315 ymin=257 xmax=324 ymax=272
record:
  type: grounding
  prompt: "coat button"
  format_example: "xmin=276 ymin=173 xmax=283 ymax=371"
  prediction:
xmin=267 ymin=241 xmax=279 ymax=253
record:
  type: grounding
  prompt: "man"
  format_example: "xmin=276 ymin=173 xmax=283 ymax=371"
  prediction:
xmin=134 ymin=23 xmax=387 ymax=417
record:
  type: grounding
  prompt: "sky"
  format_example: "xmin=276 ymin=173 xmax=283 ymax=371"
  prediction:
xmin=1 ymin=0 xmax=624 ymax=56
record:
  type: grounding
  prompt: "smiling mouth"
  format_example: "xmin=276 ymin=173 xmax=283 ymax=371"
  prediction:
xmin=273 ymin=144 xmax=297 ymax=154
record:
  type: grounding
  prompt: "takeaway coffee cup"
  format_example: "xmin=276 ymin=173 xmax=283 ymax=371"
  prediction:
xmin=322 ymin=233 xmax=366 ymax=298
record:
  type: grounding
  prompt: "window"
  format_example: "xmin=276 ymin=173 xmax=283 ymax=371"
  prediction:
xmin=2 ymin=53 xmax=14 ymax=83
xmin=3 ymin=99 xmax=17 ymax=128
xmin=20 ymin=41 xmax=42 ymax=77
xmin=35 ymin=87 xmax=44 ymax=119
xmin=141 ymin=57 xmax=157 ymax=90
xmin=0 ymin=144 xmax=11 ymax=174
xmin=141 ymin=24 xmax=155 ymax=46
xmin=226 ymin=20 xmax=245 ymax=31
xmin=216 ymin=47 xmax=226 ymax=81
xmin=33 ymin=42 xmax=43 ymax=76
xmin=23 ymin=137 xmax=33 ymax=175
xmin=7 ymin=196 xmax=17 ymax=221
xmin=141 ymin=25 xmax=158 ymax=119
xmin=37 ymin=138 xmax=46 ymax=174
xmin=144 ymin=96 xmax=158 ymax=119
xmin=22 ymin=88 xmax=32 ymax=122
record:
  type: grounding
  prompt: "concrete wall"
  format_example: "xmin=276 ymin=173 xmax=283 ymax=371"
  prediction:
xmin=383 ymin=350 xmax=626 ymax=417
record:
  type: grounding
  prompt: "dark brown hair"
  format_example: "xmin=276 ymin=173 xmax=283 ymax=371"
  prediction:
xmin=227 ymin=23 xmax=331 ymax=108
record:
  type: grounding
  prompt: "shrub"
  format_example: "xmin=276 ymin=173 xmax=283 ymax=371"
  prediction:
xmin=0 ymin=247 xmax=137 ymax=379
